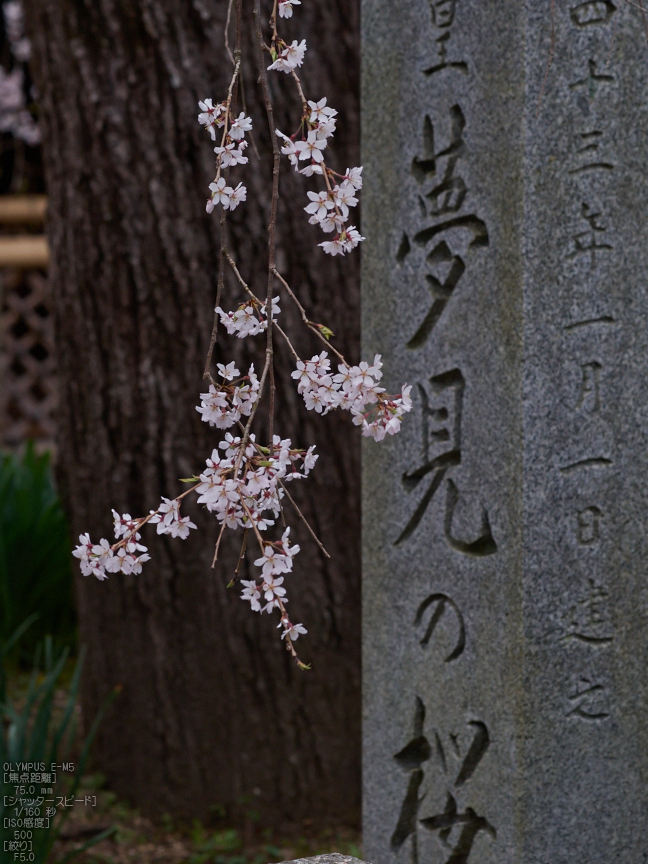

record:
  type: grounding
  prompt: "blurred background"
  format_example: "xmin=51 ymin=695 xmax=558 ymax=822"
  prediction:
xmin=1 ymin=0 xmax=362 ymax=861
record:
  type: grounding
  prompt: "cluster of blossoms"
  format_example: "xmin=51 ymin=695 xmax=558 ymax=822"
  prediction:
xmin=73 ymin=434 xmax=315 ymax=645
xmin=196 ymin=362 xmax=260 ymax=430
xmin=276 ymin=102 xmax=364 ymax=256
xmin=292 ymin=352 xmax=412 ymax=440
xmin=196 ymin=433 xmax=316 ymax=531
xmin=197 ymin=435 xmax=312 ymax=641
xmin=73 ymin=514 xmax=151 ymax=580
xmin=149 ymin=499 xmax=198 ymax=539
xmin=265 ymin=12 xmax=364 ymax=256
xmin=216 ymin=296 xmax=280 ymax=338
xmin=198 ymin=98 xmax=251 ymax=212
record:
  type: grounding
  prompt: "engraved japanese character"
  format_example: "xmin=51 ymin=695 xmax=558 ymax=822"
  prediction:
xmin=392 ymin=700 xmax=494 ymax=864
xmin=569 ymin=131 xmax=614 ymax=175
xmin=563 ymin=578 xmax=613 ymax=646
xmin=419 ymin=794 xmax=496 ymax=864
xmin=567 ymin=676 xmax=611 ymax=720
xmin=576 ymin=505 xmax=602 ymax=545
xmin=575 ymin=361 xmax=602 ymax=412
xmin=569 ymin=59 xmax=614 ymax=99
xmin=408 ymin=109 xmax=488 ymax=346
xmin=568 ymin=203 xmax=612 ymax=267
xmin=424 ymin=1 xmax=468 ymax=77
xmin=428 ymin=0 xmax=457 ymax=27
xmin=395 ymin=371 xmax=496 ymax=557
xmin=414 ymin=593 xmax=466 ymax=662
xmin=570 ymin=0 xmax=616 ymax=27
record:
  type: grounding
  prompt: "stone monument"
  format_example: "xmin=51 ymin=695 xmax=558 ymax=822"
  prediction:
xmin=362 ymin=2 xmax=648 ymax=863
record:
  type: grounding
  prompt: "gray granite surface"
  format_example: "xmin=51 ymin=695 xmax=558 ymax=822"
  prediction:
xmin=362 ymin=2 xmax=648 ymax=864
xmin=275 ymin=858 xmax=370 ymax=864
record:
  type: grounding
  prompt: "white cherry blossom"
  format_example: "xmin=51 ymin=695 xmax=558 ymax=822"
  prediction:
xmin=318 ymin=237 xmax=346 ymax=256
xmin=217 ymin=362 xmax=240 ymax=380
xmin=279 ymin=620 xmax=307 ymax=641
xmin=345 ymin=166 xmax=363 ymax=189
xmin=276 ymin=130 xmax=299 ymax=167
xmin=208 ymin=177 xmax=232 ymax=212
xmin=294 ymin=130 xmax=327 ymax=163
xmin=214 ymin=141 xmax=248 ymax=167
xmin=315 ymin=116 xmax=336 ymax=140
xmin=299 ymin=163 xmax=324 ymax=177
xmin=229 ymin=112 xmax=253 ymax=140
xmin=278 ymin=0 xmax=301 ymax=18
xmin=308 ymin=98 xmax=337 ymax=123
xmin=268 ymin=39 xmax=307 ymax=72
xmin=227 ymin=182 xmax=247 ymax=210
xmin=241 ymin=580 xmax=262 ymax=611
xmin=332 ymin=182 xmax=358 ymax=218
xmin=304 ymin=190 xmax=334 ymax=220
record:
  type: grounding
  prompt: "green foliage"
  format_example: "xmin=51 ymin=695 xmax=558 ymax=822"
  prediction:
xmin=0 ymin=623 xmax=116 ymax=863
xmin=188 ymin=824 xmax=283 ymax=864
xmin=0 ymin=443 xmax=76 ymax=654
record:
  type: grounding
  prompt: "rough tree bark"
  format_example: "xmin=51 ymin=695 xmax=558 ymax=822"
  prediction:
xmin=23 ymin=0 xmax=360 ymax=826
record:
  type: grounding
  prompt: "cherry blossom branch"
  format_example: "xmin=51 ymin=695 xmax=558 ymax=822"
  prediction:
xmin=234 ymin=351 xmax=272 ymax=476
xmin=223 ymin=249 xmax=300 ymax=360
xmin=254 ymin=0 xmax=282 ymax=450
xmin=204 ymin=206 xmax=227 ymax=381
xmin=118 ymin=484 xmax=199 ymax=550
xmin=204 ymin=0 xmax=242 ymax=380
xmin=240 ymin=492 xmax=307 ymax=666
xmin=224 ymin=0 xmax=236 ymax=65
xmin=270 ymin=0 xmax=279 ymax=45
xmin=74 ymin=0 xmax=411 ymax=662
xmin=271 ymin=267 xmax=346 ymax=363
xmin=290 ymin=70 xmax=309 ymax=114
xmin=229 ymin=413 xmax=329 ymax=558
xmin=229 ymin=529 xmax=248 ymax=585
xmin=212 ymin=518 xmax=228 ymax=568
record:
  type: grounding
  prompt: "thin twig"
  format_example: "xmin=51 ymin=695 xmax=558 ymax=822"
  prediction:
xmin=223 ymin=250 xmax=300 ymax=359
xmin=234 ymin=351 xmax=273 ymax=477
xmin=239 ymin=497 xmax=269 ymax=554
xmin=290 ymin=70 xmax=309 ymax=114
xmin=278 ymin=479 xmax=330 ymax=558
xmin=253 ymin=0 xmax=281 ymax=451
xmin=633 ymin=0 xmax=648 ymax=43
xmin=211 ymin=519 xmax=228 ymax=568
xmin=225 ymin=250 xmax=301 ymax=360
xmin=224 ymin=0 xmax=235 ymax=65
xmin=272 ymin=267 xmax=346 ymax=363
xmin=216 ymin=53 xmax=242 ymax=170
xmin=205 ymin=3 xmax=242 ymax=379
xmin=204 ymin=207 xmax=228 ymax=379
xmin=231 ymin=0 xmax=243 ymax=107
xmin=270 ymin=0 xmax=279 ymax=44
xmin=234 ymin=530 xmax=248 ymax=578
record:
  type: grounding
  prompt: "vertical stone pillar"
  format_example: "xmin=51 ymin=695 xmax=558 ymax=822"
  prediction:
xmin=362 ymin=2 xmax=648 ymax=863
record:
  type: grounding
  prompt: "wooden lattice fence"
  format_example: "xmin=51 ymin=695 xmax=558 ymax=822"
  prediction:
xmin=0 ymin=265 xmax=56 ymax=450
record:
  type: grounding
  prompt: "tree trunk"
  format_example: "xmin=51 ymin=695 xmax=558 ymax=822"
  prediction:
xmin=23 ymin=0 xmax=360 ymax=827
